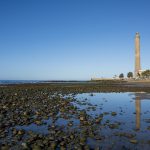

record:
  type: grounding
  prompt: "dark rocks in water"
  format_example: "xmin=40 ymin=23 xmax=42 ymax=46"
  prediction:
xmin=105 ymin=119 xmax=110 ymax=124
xmin=103 ymin=112 xmax=109 ymax=115
xmin=129 ymin=139 xmax=138 ymax=144
xmin=90 ymin=93 xmax=94 ymax=96
xmin=144 ymin=119 xmax=150 ymax=123
xmin=95 ymin=116 xmax=103 ymax=124
xmin=115 ymin=132 xmax=136 ymax=139
xmin=79 ymin=136 xmax=87 ymax=146
xmin=108 ymin=123 xmax=119 ymax=129
xmin=79 ymin=116 xmax=85 ymax=121
xmin=68 ymin=121 xmax=73 ymax=127
xmin=111 ymin=112 xmax=117 ymax=116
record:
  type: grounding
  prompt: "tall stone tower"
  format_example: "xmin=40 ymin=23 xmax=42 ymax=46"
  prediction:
xmin=135 ymin=32 xmax=141 ymax=77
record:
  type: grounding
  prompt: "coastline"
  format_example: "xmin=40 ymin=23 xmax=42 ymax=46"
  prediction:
xmin=1 ymin=80 xmax=150 ymax=93
xmin=1 ymin=80 xmax=150 ymax=149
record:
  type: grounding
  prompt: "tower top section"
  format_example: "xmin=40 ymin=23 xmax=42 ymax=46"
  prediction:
xmin=135 ymin=32 xmax=140 ymax=38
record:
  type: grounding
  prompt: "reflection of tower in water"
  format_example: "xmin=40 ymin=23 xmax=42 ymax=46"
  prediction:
xmin=134 ymin=93 xmax=150 ymax=130
xmin=135 ymin=96 xmax=141 ymax=130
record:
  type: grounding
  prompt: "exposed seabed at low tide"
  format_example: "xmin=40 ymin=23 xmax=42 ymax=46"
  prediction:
xmin=1 ymin=85 xmax=150 ymax=150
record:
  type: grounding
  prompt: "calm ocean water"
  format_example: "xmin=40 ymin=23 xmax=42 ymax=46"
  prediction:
xmin=0 ymin=80 xmax=40 ymax=84
xmin=0 ymin=80 xmax=87 ymax=85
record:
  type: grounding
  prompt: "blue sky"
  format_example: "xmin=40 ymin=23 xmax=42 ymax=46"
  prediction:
xmin=0 ymin=0 xmax=150 ymax=80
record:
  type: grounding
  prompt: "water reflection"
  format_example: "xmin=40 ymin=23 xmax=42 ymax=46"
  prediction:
xmin=134 ymin=93 xmax=150 ymax=130
xmin=135 ymin=96 xmax=141 ymax=130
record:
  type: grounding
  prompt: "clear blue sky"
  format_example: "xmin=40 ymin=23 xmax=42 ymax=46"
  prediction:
xmin=0 ymin=0 xmax=150 ymax=80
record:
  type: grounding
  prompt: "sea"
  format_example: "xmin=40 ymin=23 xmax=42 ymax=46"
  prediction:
xmin=0 ymin=80 xmax=88 ymax=85
xmin=0 ymin=80 xmax=41 ymax=85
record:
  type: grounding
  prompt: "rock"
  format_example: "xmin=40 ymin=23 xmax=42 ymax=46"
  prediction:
xmin=79 ymin=116 xmax=85 ymax=121
xmin=70 ymin=134 xmax=74 ymax=139
xmin=95 ymin=117 xmax=102 ymax=123
xmin=130 ymin=139 xmax=138 ymax=144
xmin=60 ymin=141 xmax=65 ymax=146
xmin=50 ymin=142 xmax=57 ymax=149
xmin=18 ymin=130 xmax=25 ymax=135
xmin=115 ymin=132 xmax=136 ymax=138
xmin=21 ymin=142 xmax=28 ymax=149
xmin=84 ymin=145 xmax=90 ymax=150
xmin=111 ymin=112 xmax=117 ymax=116
xmin=60 ymin=146 xmax=66 ymax=150
xmin=68 ymin=121 xmax=73 ymax=126
xmin=144 ymin=119 xmax=150 ymax=123
xmin=14 ymin=93 xmax=18 ymax=96
xmin=35 ymin=120 xmax=41 ymax=125
xmin=108 ymin=123 xmax=119 ymax=129
xmin=1 ymin=145 xmax=10 ymax=150
xmin=32 ymin=145 xmax=41 ymax=150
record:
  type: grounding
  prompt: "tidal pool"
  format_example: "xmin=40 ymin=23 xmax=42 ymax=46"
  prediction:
xmin=74 ymin=92 xmax=150 ymax=149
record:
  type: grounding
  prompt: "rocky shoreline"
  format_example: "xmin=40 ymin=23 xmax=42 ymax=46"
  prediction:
xmin=1 ymin=82 xmax=150 ymax=149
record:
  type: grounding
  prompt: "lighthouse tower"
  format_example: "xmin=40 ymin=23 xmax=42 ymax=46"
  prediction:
xmin=135 ymin=32 xmax=141 ymax=77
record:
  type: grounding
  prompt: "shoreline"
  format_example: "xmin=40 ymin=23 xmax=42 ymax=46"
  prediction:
xmin=1 ymin=80 xmax=150 ymax=93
